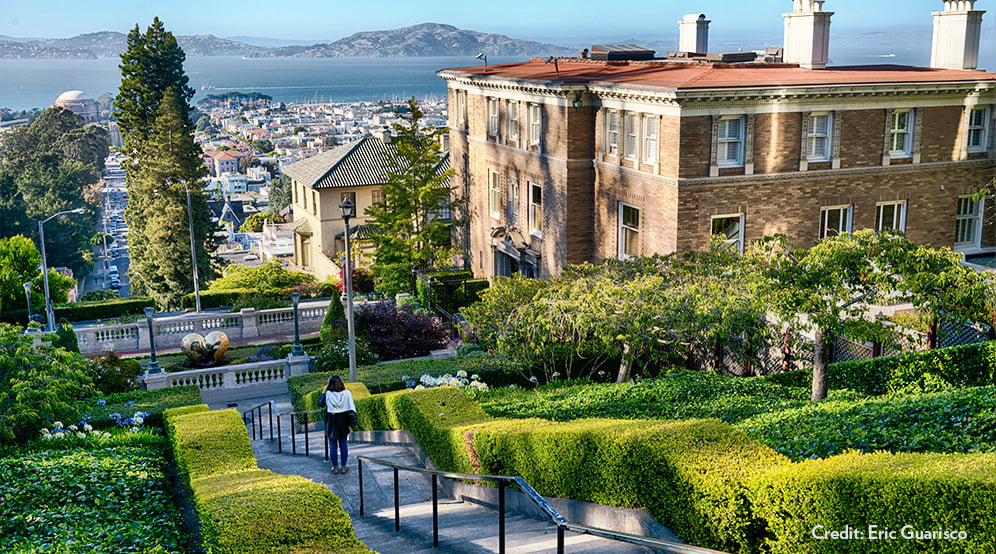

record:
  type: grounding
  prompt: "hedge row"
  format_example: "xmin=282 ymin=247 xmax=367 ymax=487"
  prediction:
xmin=356 ymin=386 xmax=996 ymax=553
xmin=162 ymin=407 xmax=371 ymax=554
xmin=88 ymin=385 xmax=203 ymax=429
xmin=180 ymin=289 xmax=257 ymax=310
xmin=766 ymin=340 xmax=996 ymax=395
xmin=287 ymin=353 xmax=526 ymax=407
xmin=0 ymin=297 xmax=157 ymax=324
xmin=295 ymin=382 xmax=372 ymax=425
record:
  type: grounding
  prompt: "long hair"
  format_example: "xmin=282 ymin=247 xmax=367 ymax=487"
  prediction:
xmin=327 ymin=374 xmax=345 ymax=392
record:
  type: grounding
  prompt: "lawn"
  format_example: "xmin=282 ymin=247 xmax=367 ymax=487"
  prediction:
xmin=474 ymin=371 xmax=996 ymax=461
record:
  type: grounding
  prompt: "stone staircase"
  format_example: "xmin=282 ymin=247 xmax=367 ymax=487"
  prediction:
xmin=249 ymin=422 xmax=660 ymax=553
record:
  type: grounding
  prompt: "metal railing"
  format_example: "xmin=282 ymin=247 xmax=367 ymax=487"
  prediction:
xmin=241 ymin=401 xmax=276 ymax=442
xmin=273 ymin=407 xmax=329 ymax=462
xmin=356 ymin=455 xmax=729 ymax=554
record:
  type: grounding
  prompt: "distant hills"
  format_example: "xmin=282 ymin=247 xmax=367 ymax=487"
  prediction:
xmin=0 ymin=23 xmax=573 ymax=59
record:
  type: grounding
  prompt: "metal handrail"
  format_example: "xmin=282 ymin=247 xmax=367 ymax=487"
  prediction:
xmin=240 ymin=401 xmax=276 ymax=441
xmin=355 ymin=454 xmax=728 ymax=554
xmin=275 ymin=407 xmax=329 ymax=461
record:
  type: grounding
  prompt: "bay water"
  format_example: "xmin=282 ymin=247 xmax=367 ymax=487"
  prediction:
xmin=0 ymin=55 xmax=524 ymax=112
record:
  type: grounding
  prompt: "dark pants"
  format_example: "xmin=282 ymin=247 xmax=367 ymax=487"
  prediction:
xmin=329 ymin=434 xmax=348 ymax=466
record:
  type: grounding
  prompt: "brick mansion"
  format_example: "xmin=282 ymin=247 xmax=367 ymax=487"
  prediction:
xmin=438 ymin=0 xmax=996 ymax=279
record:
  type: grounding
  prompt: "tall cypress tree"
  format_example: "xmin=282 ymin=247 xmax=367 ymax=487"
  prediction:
xmin=115 ymin=19 xmax=213 ymax=308
xmin=128 ymin=87 xmax=215 ymax=308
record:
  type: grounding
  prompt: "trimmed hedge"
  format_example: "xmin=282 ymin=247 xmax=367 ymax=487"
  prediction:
xmin=180 ymin=288 xmax=256 ymax=310
xmin=55 ymin=297 xmax=155 ymax=322
xmin=88 ymin=385 xmax=203 ymax=429
xmin=357 ymin=386 xmax=996 ymax=553
xmin=192 ymin=469 xmax=370 ymax=554
xmin=295 ymin=382 xmax=372 ymax=425
xmin=753 ymin=451 xmax=996 ymax=554
xmin=166 ymin=410 xmax=257 ymax=484
xmin=768 ymin=340 xmax=996 ymax=396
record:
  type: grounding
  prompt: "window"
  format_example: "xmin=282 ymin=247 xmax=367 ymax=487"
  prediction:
xmin=507 ymin=180 xmax=519 ymax=222
xmin=889 ymin=110 xmax=913 ymax=158
xmin=968 ymin=107 xmax=989 ymax=152
xmin=487 ymin=98 xmax=499 ymax=137
xmin=623 ymin=112 xmax=638 ymax=159
xmin=455 ymin=90 xmax=467 ymax=127
xmin=820 ymin=205 xmax=852 ymax=239
xmin=371 ymin=189 xmax=384 ymax=205
xmin=489 ymin=171 xmax=501 ymax=219
xmin=340 ymin=191 xmax=355 ymax=205
xmin=528 ymin=182 xmax=542 ymax=236
xmin=642 ymin=115 xmax=658 ymax=163
xmin=711 ymin=214 xmax=745 ymax=252
xmin=618 ymin=203 xmax=640 ymax=259
xmin=605 ymin=110 xmax=619 ymax=155
xmin=807 ymin=113 xmax=832 ymax=162
xmin=717 ymin=116 xmax=744 ymax=167
xmin=875 ymin=201 xmax=906 ymax=232
xmin=506 ymin=101 xmax=519 ymax=141
xmin=528 ymin=103 xmax=542 ymax=146
xmin=955 ymin=196 xmax=981 ymax=248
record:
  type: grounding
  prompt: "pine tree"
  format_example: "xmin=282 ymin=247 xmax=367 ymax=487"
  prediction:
xmin=364 ymin=97 xmax=462 ymax=296
xmin=115 ymin=19 xmax=212 ymax=308
xmin=127 ymin=87 xmax=216 ymax=308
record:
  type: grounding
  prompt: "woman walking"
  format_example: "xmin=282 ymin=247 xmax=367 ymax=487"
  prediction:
xmin=322 ymin=374 xmax=355 ymax=474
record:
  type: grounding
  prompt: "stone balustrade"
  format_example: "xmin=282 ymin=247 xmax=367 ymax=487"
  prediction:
xmin=75 ymin=303 xmax=330 ymax=356
xmin=143 ymin=355 xmax=312 ymax=391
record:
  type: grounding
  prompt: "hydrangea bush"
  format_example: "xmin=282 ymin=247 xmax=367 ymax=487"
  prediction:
xmin=403 ymin=370 xmax=490 ymax=394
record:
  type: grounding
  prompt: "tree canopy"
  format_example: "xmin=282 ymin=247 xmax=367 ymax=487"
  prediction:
xmin=364 ymin=97 xmax=462 ymax=296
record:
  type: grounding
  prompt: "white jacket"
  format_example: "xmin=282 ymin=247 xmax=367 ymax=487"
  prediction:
xmin=325 ymin=389 xmax=356 ymax=414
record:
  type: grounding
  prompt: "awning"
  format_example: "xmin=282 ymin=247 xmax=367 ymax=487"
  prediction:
xmin=292 ymin=219 xmax=312 ymax=235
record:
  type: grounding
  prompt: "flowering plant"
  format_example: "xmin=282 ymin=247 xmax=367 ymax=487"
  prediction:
xmin=402 ymin=372 xmax=489 ymax=394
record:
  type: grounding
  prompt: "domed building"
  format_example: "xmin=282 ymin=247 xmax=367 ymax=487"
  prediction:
xmin=52 ymin=90 xmax=100 ymax=124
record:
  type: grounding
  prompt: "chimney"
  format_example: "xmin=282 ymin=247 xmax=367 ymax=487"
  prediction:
xmin=783 ymin=0 xmax=833 ymax=69
xmin=374 ymin=128 xmax=392 ymax=143
xmin=679 ymin=14 xmax=710 ymax=54
xmin=931 ymin=0 xmax=986 ymax=70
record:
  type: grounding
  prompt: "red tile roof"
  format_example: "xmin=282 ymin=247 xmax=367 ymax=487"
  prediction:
xmin=439 ymin=59 xmax=996 ymax=90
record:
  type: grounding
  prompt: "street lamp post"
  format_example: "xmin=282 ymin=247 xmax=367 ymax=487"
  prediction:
xmin=182 ymin=181 xmax=202 ymax=312
xmin=144 ymin=307 xmax=161 ymax=374
xmin=23 ymin=282 xmax=32 ymax=325
xmin=339 ymin=198 xmax=357 ymax=383
xmin=290 ymin=292 xmax=305 ymax=356
xmin=39 ymin=208 xmax=85 ymax=332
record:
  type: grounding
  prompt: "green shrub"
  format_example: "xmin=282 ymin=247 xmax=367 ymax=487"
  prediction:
xmin=773 ymin=341 xmax=996 ymax=396
xmin=87 ymin=351 xmax=143 ymax=393
xmin=738 ymin=386 xmax=996 ymax=460
xmin=360 ymin=354 xmax=527 ymax=393
xmin=296 ymin=382 xmax=371 ymax=425
xmin=752 ymin=451 xmax=996 ymax=554
xmin=0 ymin=442 xmax=188 ymax=553
xmin=192 ymin=469 xmax=371 ymax=554
xmin=180 ymin=288 xmax=255 ymax=310
xmin=88 ymin=385 xmax=202 ymax=430
xmin=319 ymin=295 xmax=346 ymax=341
xmin=314 ymin=327 xmax=378 ymax=373
xmin=166 ymin=409 xmax=257 ymax=484
xmin=52 ymin=296 xmax=155 ymax=322
xmin=51 ymin=319 xmax=79 ymax=353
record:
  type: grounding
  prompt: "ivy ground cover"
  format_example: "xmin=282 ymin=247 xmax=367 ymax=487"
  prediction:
xmin=0 ymin=433 xmax=189 ymax=553
xmin=475 ymin=372 xmax=996 ymax=460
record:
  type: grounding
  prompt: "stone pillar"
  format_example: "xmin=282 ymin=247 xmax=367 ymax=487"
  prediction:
xmin=137 ymin=321 xmax=152 ymax=350
xmin=287 ymin=354 xmax=312 ymax=377
xmin=143 ymin=372 xmax=169 ymax=391
xmin=241 ymin=308 xmax=259 ymax=339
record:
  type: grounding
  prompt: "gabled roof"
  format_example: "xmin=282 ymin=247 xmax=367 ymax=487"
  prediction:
xmin=282 ymin=136 xmax=395 ymax=190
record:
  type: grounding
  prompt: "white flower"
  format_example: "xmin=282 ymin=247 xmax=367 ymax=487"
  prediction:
xmin=471 ymin=374 xmax=480 ymax=380
xmin=83 ymin=424 xmax=93 ymax=432
xmin=68 ymin=425 xmax=78 ymax=432
xmin=134 ymin=416 xmax=144 ymax=426
xmin=42 ymin=433 xmax=53 ymax=440
xmin=76 ymin=432 xmax=86 ymax=439
xmin=509 ymin=384 xmax=518 ymax=389
xmin=551 ymin=372 xmax=560 ymax=379
xmin=52 ymin=421 xmax=63 ymax=429
xmin=129 ymin=426 xmax=140 ymax=433
xmin=456 ymin=370 xmax=468 ymax=378
xmin=415 ymin=385 xmax=425 ymax=390
xmin=529 ymin=376 xmax=538 ymax=383
xmin=40 ymin=427 xmax=49 ymax=435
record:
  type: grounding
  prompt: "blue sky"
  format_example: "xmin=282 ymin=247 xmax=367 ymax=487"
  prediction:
xmin=3 ymin=0 xmax=992 ymax=43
